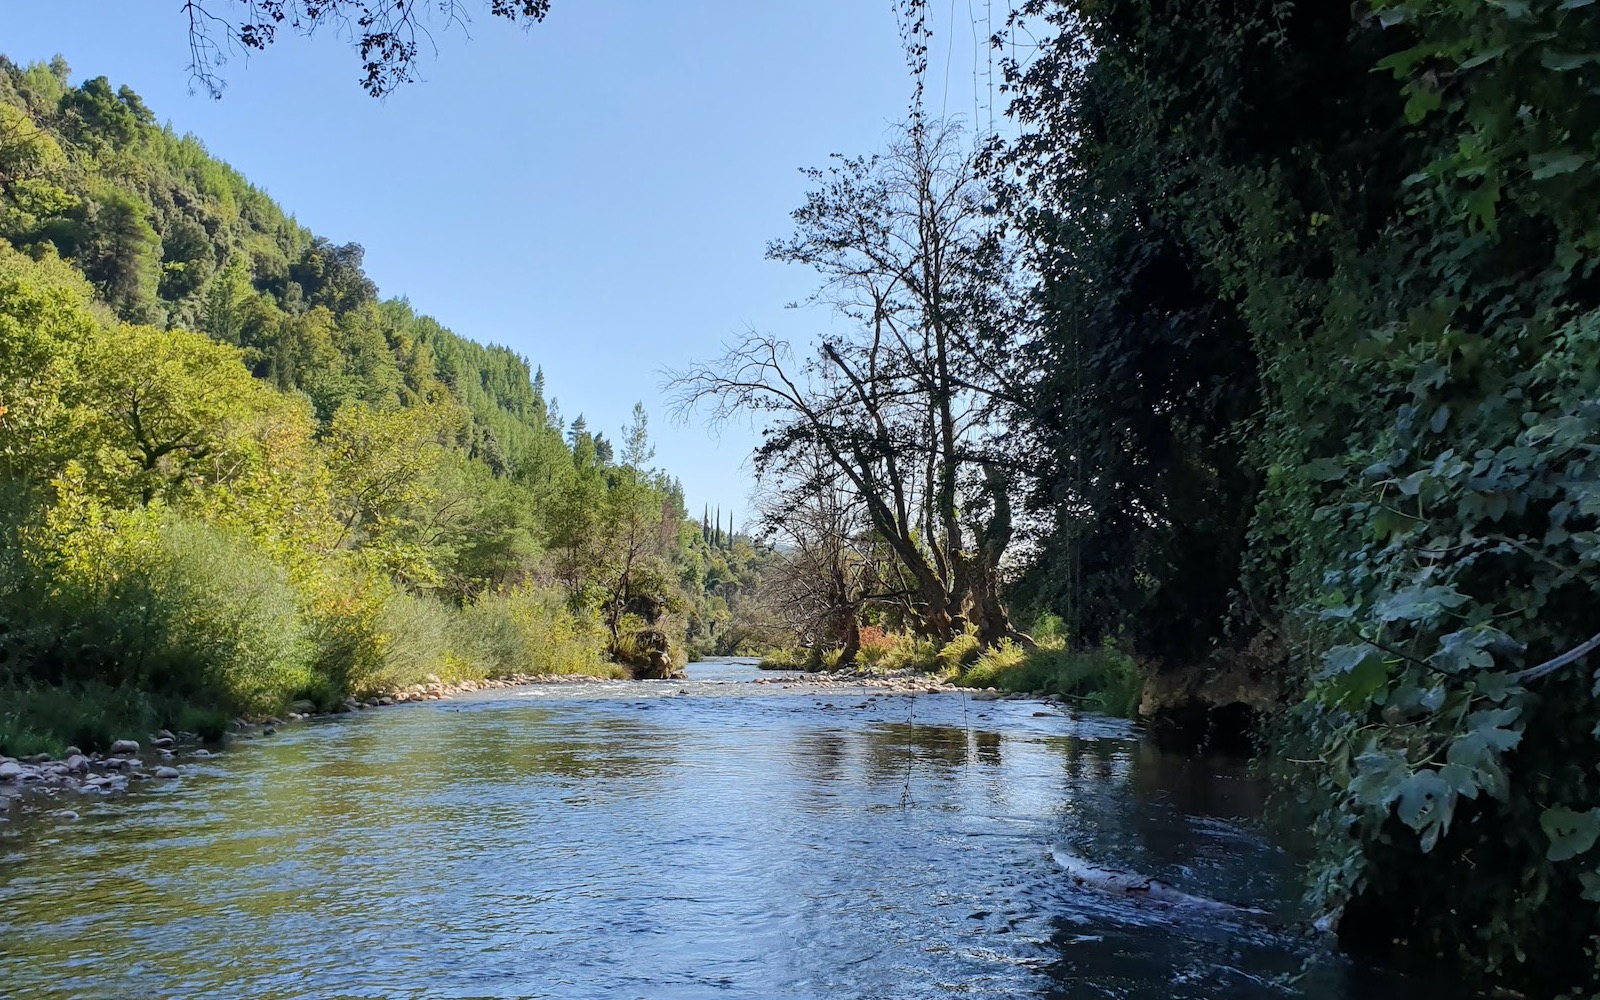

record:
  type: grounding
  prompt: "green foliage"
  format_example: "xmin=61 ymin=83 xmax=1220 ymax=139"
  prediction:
xmin=757 ymin=647 xmax=818 ymax=671
xmin=454 ymin=586 xmax=620 ymax=679
xmin=878 ymin=635 xmax=941 ymax=673
xmin=0 ymin=55 xmax=729 ymax=750
xmin=20 ymin=504 xmax=312 ymax=716
xmin=0 ymin=683 xmax=152 ymax=756
xmin=954 ymin=641 xmax=1144 ymax=718
xmin=1004 ymin=0 xmax=1600 ymax=989
xmin=0 ymin=682 xmax=232 ymax=756
xmin=935 ymin=630 xmax=982 ymax=674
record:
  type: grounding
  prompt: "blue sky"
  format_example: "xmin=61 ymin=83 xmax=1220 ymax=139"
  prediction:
xmin=4 ymin=2 xmax=1005 ymax=526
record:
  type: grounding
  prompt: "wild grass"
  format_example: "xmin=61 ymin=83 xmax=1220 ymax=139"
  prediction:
xmin=954 ymin=639 xmax=1144 ymax=718
xmin=759 ymin=615 xmax=1144 ymax=719
xmin=758 ymin=647 xmax=819 ymax=671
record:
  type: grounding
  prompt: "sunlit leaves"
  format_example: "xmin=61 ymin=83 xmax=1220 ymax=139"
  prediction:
xmin=88 ymin=323 xmax=274 ymax=505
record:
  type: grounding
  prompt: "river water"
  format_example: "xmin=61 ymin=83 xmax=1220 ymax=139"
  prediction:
xmin=0 ymin=659 xmax=1448 ymax=999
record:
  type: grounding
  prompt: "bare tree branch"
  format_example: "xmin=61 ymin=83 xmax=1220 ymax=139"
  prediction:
xmin=180 ymin=0 xmax=551 ymax=97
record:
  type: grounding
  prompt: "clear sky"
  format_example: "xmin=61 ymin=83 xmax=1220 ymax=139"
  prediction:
xmin=3 ymin=1 xmax=1005 ymax=527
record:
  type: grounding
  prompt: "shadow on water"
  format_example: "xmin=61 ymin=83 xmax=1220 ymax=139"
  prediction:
xmin=0 ymin=672 xmax=1465 ymax=999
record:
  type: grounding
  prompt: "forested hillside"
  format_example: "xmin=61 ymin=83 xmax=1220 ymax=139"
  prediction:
xmin=0 ymin=56 xmax=772 ymax=753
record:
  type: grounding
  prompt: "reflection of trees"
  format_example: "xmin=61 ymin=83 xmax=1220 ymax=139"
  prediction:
xmin=1043 ymin=733 xmax=1128 ymax=786
xmin=792 ymin=730 xmax=849 ymax=785
xmin=860 ymin=722 xmax=992 ymax=778
xmin=1126 ymin=741 xmax=1264 ymax=821
xmin=787 ymin=721 xmax=1017 ymax=792
xmin=974 ymin=729 xmax=1001 ymax=766
xmin=168 ymin=708 xmax=687 ymax=884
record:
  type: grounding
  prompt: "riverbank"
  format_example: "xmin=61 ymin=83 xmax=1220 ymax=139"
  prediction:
xmin=0 ymin=671 xmax=614 ymax=818
xmin=1 ymin=664 xmax=1077 ymax=819
xmin=759 ymin=637 xmax=1144 ymax=717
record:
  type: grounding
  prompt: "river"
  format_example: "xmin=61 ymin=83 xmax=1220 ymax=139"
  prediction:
xmin=0 ymin=659 xmax=1453 ymax=999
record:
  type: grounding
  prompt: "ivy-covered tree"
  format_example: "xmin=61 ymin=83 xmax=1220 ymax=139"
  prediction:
xmin=1000 ymin=0 xmax=1600 ymax=990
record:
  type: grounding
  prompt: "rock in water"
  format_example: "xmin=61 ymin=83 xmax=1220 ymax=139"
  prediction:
xmin=109 ymin=739 xmax=140 ymax=756
xmin=0 ymin=761 xmax=22 ymax=781
xmin=153 ymin=767 xmax=179 ymax=779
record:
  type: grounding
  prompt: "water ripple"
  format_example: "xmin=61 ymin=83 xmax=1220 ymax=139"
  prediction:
xmin=1 ymin=663 xmax=1443 ymax=999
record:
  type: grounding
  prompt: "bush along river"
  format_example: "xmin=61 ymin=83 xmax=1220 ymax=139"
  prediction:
xmin=0 ymin=658 xmax=1463 ymax=999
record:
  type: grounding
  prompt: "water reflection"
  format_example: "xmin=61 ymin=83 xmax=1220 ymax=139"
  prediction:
xmin=0 ymin=675 xmax=1448 ymax=999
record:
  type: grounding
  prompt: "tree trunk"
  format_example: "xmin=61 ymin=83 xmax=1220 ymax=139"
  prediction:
xmin=837 ymin=613 xmax=862 ymax=669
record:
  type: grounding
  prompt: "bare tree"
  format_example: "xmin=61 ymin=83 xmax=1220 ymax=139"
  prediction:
xmin=755 ymin=446 xmax=881 ymax=666
xmin=671 ymin=119 xmax=1027 ymax=646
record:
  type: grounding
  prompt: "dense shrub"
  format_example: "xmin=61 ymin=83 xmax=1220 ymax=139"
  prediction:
xmin=15 ymin=501 xmax=311 ymax=715
xmin=955 ymin=640 xmax=1143 ymax=718
xmin=757 ymin=647 xmax=816 ymax=671
xmin=455 ymin=586 xmax=619 ymax=679
xmin=935 ymin=630 xmax=983 ymax=674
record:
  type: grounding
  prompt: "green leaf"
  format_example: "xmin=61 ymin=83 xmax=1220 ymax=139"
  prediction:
xmin=1376 ymin=5 xmax=1411 ymax=26
xmin=1371 ymin=505 xmax=1424 ymax=540
xmin=1403 ymin=86 xmax=1442 ymax=125
xmin=1540 ymin=807 xmax=1600 ymax=862
xmin=1324 ymin=643 xmax=1373 ymax=673
xmin=1350 ymin=750 xmax=1410 ymax=808
xmin=1321 ymin=644 xmax=1389 ymax=709
xmin=1397 ymin=470 xmax=1428 ymax=496
xmin=1467 ymin=707 xmax=1522 ymax=749
xmin=1376 ymin=45 xmax=1428 ymax=74
xmin=1396 ymin=769 xmax=1455 ymax=851
xmin=1581 ymin=870 xmax=1600 ymax=902
xmin=1540 ymin=51 xmax=1600 ymax=72
xmin=1472 ymin=670 xmax=1517 ymax=702
xmin=1465 ymin=182 xmax=1500 ymax=231
xmin=1439 ymin=762 xmax=1480 ymax=799
xmin=1373 ymin=585 xmax=1468 ymax=623
xmin=1458 ymin=46 xmax=1508 ymax=70
xmin=1430 ymin=628 xmax=1497 ymax=674
xmin=1300 ymin=458 xmax=1348 ymax=482
xmin=1531 ymin=149 xmax=1588 ymax=180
